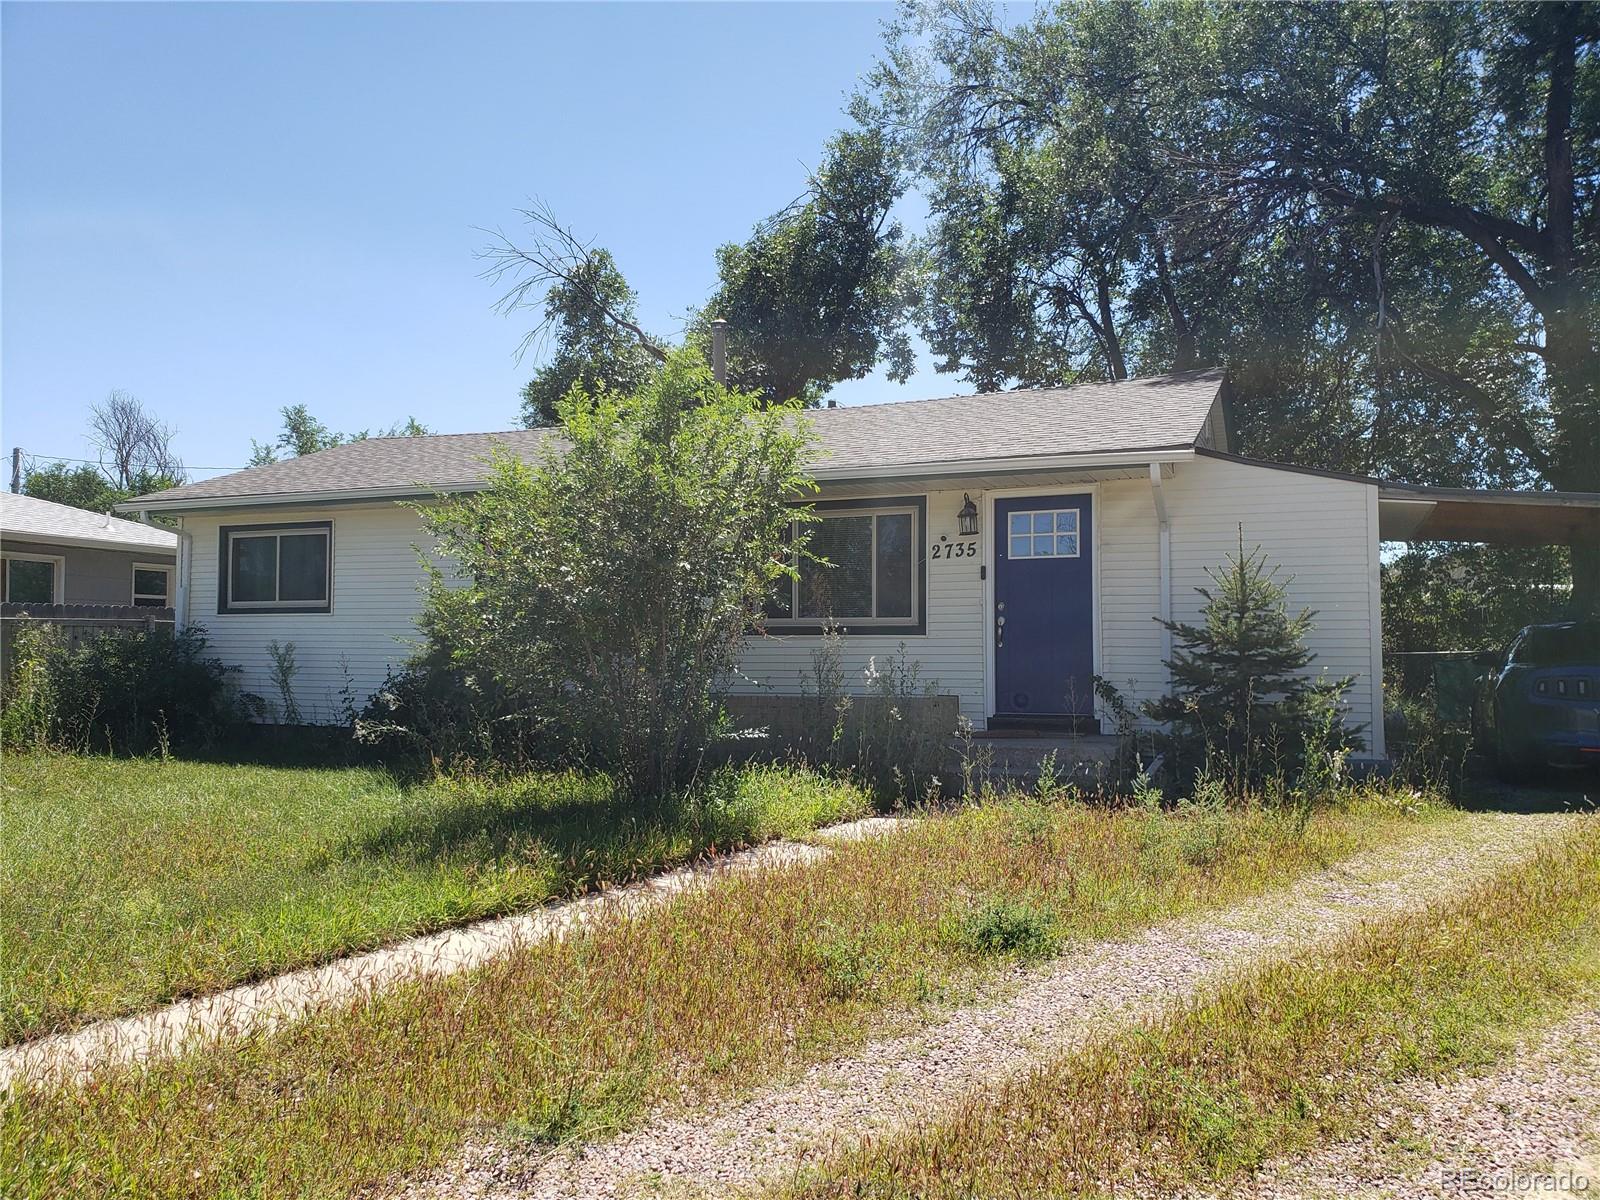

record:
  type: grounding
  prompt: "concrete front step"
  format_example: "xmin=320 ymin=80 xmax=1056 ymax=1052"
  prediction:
xmin=956 ymin=733 xmax=1124 ymax=784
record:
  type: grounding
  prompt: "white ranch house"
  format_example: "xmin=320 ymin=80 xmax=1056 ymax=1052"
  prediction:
xmin=120 ymin=369 xmax=1600 ymax=762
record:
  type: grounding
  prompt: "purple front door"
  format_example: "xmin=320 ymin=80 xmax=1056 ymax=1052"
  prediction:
xmin=993 ymin=494 xmax=1094 ymax=718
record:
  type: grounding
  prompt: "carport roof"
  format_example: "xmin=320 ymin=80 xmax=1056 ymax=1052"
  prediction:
xmin=1376 ymin=483 xmax=1600 ymax=545
xmin=1196 ymin=449 xmax=1600 ymax=546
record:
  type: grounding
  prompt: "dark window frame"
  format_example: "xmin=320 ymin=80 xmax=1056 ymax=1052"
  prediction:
xmin=763 ymin=495 xmax=927 ymax=636
xmin=217 ymin=521 xmax=333 ymax=614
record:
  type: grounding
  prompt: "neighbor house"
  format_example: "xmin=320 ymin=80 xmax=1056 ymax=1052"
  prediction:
xmin=1 ymin=491 xmax=177 ymax=608
xmin=117 ymin=369 xmax=1600 ymax=759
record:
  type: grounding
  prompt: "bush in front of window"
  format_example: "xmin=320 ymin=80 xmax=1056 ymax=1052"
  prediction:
xmin=355 ymin=637 xmax=551 ymax=772
xmin=0 ymin=621 xmax=243 ymax=755
xmin=414 ymin=349 xmax=818 ymax=797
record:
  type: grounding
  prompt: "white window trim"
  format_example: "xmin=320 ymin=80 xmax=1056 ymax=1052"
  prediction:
xmin=225 ymin=527 xmax=332 ymax=610
xmin=131 ymin=561 xmax=174 ymax=607
xmin=766 ymin=503 xmax=921 ymax=628
xmin=1005 ymin=507 xmax=1083 ymax=560
xmin=2 ymin=552 xmax=66 ymax=604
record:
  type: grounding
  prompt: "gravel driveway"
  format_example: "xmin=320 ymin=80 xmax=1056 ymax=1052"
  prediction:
xmin=1207 ymin=1004 xmax=1600 ymax=1199
xmin=397 ymin=811 xmax=1584 ymax=1200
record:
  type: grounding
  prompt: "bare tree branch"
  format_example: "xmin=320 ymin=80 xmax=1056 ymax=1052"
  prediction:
xmin=476 ymin=200 xmax=670 ymax=365
xmin=89 ymin=390 xmax=183 ymax=489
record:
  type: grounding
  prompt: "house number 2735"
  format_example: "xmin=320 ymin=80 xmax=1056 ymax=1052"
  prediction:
xmin=931 ymin=541 xmax=977 ymax=560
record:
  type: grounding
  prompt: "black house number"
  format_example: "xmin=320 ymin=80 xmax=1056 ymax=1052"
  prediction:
xmin=931 ymin=540 xmax=977 ymax=560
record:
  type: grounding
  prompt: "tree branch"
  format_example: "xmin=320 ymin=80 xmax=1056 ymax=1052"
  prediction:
xmin=1383 ymin=318 xmax=1552 ymax=476
xmin=1314 ymin=183 xmax=1552 ymax=312
xmin=477 ymin=202 xmax=670 ymax=365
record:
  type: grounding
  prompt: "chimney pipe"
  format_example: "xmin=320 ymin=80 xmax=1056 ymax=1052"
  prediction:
xmin=710 ymin=318 xmax=728 ymax=386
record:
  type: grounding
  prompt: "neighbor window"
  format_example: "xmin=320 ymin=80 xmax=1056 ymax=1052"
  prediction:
xmin=1 ymin=554 xmax=62 ymax=604
xmin=131 ymin=563 xmax=173 ymax=607
xmin=219 ymin=523 xmax=331 ymax=612
xmin=765 ymin=501 xmax=922 ymax=630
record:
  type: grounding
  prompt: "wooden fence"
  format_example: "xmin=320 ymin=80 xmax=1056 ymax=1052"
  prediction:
xmin=1 ymin=603 xmax=175 ymax=678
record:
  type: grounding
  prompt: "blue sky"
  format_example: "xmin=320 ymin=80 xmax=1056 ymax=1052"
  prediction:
xmin=2 ymin=1 xmax=944 ymax=482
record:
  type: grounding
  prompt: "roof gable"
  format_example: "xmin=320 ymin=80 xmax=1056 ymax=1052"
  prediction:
xmin=123 ymin=368 xmax=1226 ymax=509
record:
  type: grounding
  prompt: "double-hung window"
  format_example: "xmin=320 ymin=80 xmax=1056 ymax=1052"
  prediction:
xmin=765 ymin=498 xmax=924 ymax=632
xmin=219 ymin=522 xmax=332 ymax=613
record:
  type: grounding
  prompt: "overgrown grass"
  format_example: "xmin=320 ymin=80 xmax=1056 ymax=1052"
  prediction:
xmin=790 ymin=817 xmax=1600 ymax=1199
xmin=0 ymin=753 xmax=868 ymax=1041
xmin=1 ymin=789 xmax=1447 ymax=1200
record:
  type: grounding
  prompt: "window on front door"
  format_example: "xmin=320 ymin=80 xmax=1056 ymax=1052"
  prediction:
xmin=1006 ymin=509 xmax=1081 ymax=559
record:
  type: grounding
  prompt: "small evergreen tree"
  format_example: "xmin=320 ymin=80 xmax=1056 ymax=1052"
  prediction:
xmin=1145 ymin=531 xmax=1359 ymax=784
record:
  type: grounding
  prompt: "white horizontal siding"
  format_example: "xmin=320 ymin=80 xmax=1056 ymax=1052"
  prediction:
xmin=1097 ymin=477 xmax=1166 ymax=715
xmin=176 ymin=457 xmax=1383 ymax=752
xmin=1166 ymin=457 xmax=1381 ymax=749
xmin=182 ymin=503 xmax=451 ymax=723
xmin=733 ymin=489 xmax=989 ymax=720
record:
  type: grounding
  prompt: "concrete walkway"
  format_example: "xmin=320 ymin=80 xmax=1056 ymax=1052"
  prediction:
xmin=0 ymin=815 xmax=907 ymax=1090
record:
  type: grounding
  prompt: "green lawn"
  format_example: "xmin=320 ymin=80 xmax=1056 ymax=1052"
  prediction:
xmin=2 ymin=788 xmax=1454 ymax=1200
xmin=791 ymin=818 xmax=1600 ymax=1198
xmin=0 ymin=753 xmax=868 ymax=1041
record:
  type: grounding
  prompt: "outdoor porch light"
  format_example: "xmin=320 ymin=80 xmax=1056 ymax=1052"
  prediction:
xmin=957 ymin=493 xmax=980 ymax=537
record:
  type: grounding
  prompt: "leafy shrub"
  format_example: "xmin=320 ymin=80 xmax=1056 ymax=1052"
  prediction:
xmin=0 ymin=621 xmax=240 ymax=754
xmin=797 ymin=632 xmax=951 ymax=803
xmin=417 ymin=350 xmax=815 ymax=796
xmin=356 ymin=644 xmax=548 ymax=772
xmin=949 ymin=895 xmax=1061 ymax=958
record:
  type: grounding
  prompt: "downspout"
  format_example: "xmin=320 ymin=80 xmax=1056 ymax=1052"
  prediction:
xmin=1149 ymin=464 xmax=1172 ymax=686
xmin=137 ymin=510 xmax=191 ymax=634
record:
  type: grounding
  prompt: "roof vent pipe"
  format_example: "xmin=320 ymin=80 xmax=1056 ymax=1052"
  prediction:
xmin=710 ymin=318 xmax=727 ymax=386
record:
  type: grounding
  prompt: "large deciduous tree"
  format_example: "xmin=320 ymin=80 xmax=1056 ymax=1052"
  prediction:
xmin=695 ymin=129 xmax=919 ymax=405
xmin=23 ymin=463 xmax=180 ymax=514
xmin=516 ymin=247 xmax=662 ymax=428
xmin=861 ymin=0 xmax=1599 ymax=610
xmin=23 ymin=391 xmax=184 ymax=512
xmin=249 ymin=406 xmax=431 ymax=464
xmin=89 ymin=390 xmax=184 ymax=490
xmin=485 ymin=133 xmax=916 ymax=420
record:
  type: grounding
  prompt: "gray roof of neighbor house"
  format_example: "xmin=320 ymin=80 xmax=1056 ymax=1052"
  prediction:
xmin=1 ymin=491 xmax=179 ymax=554
xmin=120 ymin=368 xmax=1228 ymax=511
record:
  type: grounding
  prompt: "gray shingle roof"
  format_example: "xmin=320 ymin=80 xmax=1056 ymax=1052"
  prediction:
xmin=124 ymin=368 xmax=1224 ymax=509
xmin=2 ymin=491 xmax=178 ymax=551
